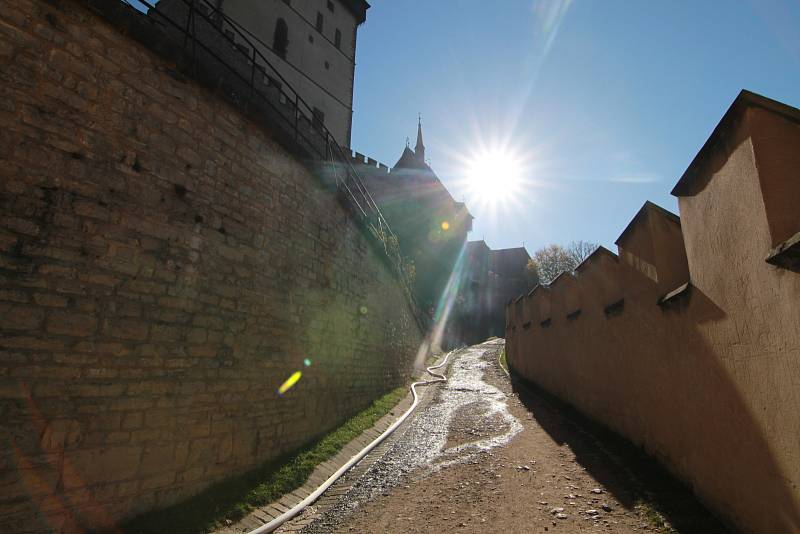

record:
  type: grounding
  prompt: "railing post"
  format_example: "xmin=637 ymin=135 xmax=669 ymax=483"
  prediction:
xmin=190 ymin=0 xmax=197 ymax=76
xmin=249 ymin=47 xmax=256 ymax=104
xmin=294 ymin=94 xmax=299 ymax=143
xmin=182 ymin=0 xmax=193 ymax=49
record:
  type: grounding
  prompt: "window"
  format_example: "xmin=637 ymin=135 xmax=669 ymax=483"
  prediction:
xmin=312 ymin=107 xmax=325 ymax=130
xmin=316 ymin=12 xmax=323 ymax=33
xmin=334 ymin=28 xmax=341 ymax=49
xmin=327 ymin=0 xmax=334 ymax=12
xmin=273 ymin=18 xmax=288 ymax=59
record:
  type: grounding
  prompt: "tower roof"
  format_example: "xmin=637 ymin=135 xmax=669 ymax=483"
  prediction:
xmin=340 ymin=0 xmax=370 ymax=25
xmin=415 ymin=117 xmax=425 ymax=156
xmin=394 ymin=145 xmax=420 ymax=169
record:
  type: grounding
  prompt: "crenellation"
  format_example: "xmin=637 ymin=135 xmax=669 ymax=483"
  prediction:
xmin=506 ymin=91 xmax=800 ymax=534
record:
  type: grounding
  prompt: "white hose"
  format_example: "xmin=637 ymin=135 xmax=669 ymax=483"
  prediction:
xmin=246 ymin=350 xmax=455 ymax=534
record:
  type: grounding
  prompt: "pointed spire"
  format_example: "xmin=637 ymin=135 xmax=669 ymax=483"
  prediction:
xmin=415 ymin=114 xmax=425 ymax=163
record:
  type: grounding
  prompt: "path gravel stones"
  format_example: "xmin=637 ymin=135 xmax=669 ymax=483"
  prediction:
xmin=278 ymin=339 xmax=729 ymax=534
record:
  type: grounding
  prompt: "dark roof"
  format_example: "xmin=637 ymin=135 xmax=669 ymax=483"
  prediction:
xmin=339 ymin=0 xmax=370 ymax=25
xmin=389 ymin=141 xmax=472 ymax=224
xmin=454 ymin=201 xmax=474 ymax=220
xmin=671 ymin=90 xmax=800 ymax=197
xmin=467 ymin=240 xmax=490 ymax=252
xmin=614 ymin=201 xmax=680 ymax=247
xmin=489 ymin=247 xmax=531 ymax=277
xmin=393 ymin=145 xmax=427 ymax=170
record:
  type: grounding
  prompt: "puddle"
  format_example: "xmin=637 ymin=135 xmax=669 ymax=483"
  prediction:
xmin=300 ymin=340 xmax=521 ymax=532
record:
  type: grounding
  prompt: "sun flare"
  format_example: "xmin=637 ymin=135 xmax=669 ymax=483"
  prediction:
xmin=465 ymin=148 xmax=524 ymax=204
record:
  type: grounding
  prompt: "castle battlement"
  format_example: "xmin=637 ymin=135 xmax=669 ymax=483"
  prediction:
xmin=505 ymin=90 xmax=800 ymax=534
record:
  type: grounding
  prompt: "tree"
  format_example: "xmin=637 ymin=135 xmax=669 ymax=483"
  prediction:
xmin=526 ymin=241 xmax=598 ymax=285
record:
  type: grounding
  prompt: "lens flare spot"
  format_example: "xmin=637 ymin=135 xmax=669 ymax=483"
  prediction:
xmin=441 ymin=221 xmax=450 ymax=231
xmin=465 ymin=146 xmax=524 ymax=204
xmin=303 ymin=358 xmax=312 ymax=367
xmin=278 ymin=371 xmax=302 ymax=395
xmin=359 ymin=305 xmax=368 ymax=315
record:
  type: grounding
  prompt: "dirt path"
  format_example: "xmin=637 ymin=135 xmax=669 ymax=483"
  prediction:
xmin=292 ymin=340 xmax=730 ymax=534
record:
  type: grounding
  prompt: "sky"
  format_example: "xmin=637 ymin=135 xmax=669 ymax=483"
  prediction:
xmin=350 ymin=0 xmax=800 ymax=253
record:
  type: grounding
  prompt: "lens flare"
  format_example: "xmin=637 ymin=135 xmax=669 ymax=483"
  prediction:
xmin=278 ymin=371 xmax=302 ymax=395
xmin=465 ymin=147 xmax=524 ymax=203
xmin=414 ymin=241 xmax=469 ymax=369
xmin=441 ymin=221 xmax=450 ymax=231
xmin=303 ymin=358 xmax=312 ymax=367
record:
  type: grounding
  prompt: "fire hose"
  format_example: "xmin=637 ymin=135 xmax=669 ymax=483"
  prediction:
xmin=246 ymin=349 xmax=455 ymax=534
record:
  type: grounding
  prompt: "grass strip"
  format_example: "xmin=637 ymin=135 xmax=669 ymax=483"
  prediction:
xmin=124 ymin=386 xmax=408 ymax=534
xmin=498 ymin=347 xmax=509 ymax=375
xmin=635 ymin=498 xmax=678 ymax=533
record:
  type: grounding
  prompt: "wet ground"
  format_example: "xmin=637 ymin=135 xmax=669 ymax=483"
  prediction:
xmin=283 ymin=339 xmax=730 ymax=534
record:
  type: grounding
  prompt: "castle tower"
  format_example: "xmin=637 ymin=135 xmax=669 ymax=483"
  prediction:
xmin=158 ymin=0 xmax=369 ymax=147
xmin=415 ymin=116 xmax=425 ymax=163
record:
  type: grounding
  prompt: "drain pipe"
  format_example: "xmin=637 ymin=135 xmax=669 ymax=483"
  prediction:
xmin=246 ymin=350 xmax=455 ymax=534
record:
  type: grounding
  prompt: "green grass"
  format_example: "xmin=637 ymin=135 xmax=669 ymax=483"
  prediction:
xmin=498 ymin=348 xmax=509 ymax=375
xmin=635 ymin=498 xmax=678 ymax=533
xmin=124 ymin=386 xmax=408 ymax=534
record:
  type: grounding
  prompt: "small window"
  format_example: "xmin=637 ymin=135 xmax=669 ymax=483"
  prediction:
xmin=324 ymin=60 xmax=330 ymax=69
xmin=316 ymin=12 xmax=323 ymax=33
xmin=273 ymin=18 xmax=289 ymax=59
xmin=327 ymin=0 xmax=334 ymax=12
xmin=312 ymin=107 xmax=325 ymax=130
xmin=334 ymin=28 xmax=341 ymax=49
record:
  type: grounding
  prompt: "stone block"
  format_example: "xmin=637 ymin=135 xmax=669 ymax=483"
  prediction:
xmin=103 ymin=318 xmax=149 ymax=341
xmin=0 ymin=304 xmax=45 ymax=330
xmin=46 ymin=311 xmax=98 ymax=337
xmin=63 ymin=446 xmax=141 ymax=488
xmin=32 ymin=293 xmax=68 ymax=307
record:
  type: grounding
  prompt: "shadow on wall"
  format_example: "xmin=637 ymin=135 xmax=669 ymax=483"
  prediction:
xmin=506 ymin=90 xmax=800 ymax=534
xmin=509 ymin=374 xmax=729 ymax=533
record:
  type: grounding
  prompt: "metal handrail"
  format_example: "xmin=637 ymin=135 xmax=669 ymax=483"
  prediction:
xmin=119 ymin=0 xmax=425 ymax=328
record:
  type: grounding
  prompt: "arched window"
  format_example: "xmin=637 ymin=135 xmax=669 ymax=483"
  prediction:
xmin=273 ymin=18 xmax=288 ymax=59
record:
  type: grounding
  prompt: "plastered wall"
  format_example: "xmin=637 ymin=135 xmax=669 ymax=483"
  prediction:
xmin=507 ymin=95 xmax=800 ymax=534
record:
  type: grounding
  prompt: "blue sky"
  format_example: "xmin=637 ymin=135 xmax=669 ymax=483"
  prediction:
xmin=351 ymin=0 xmax=800 ymax=252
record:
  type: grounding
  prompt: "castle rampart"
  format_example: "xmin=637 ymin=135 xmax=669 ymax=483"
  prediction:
xmin=0 ymin=0 xmax=422 ymax=531
xmin=506 ymin=91 xmax=800 ymax=533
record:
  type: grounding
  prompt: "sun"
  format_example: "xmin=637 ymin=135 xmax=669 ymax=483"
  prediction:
xmin=465 ymin=147 xmax=524 ymax=203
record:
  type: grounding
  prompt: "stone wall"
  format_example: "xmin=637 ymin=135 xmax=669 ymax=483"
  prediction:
xmin=0 ymin=0 xmax=422 ymax=531
xmin=506 ymin=91 xmax=800 ymax=534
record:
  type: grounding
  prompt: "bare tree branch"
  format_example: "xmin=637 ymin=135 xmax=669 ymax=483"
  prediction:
xmin=526 ymin=241 xmax=599 ymax=285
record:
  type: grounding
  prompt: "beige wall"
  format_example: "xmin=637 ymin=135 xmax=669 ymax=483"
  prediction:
xmin=0 ymin=0 xmax=420 ymax=531
xmin=507 ymin=95 xmax=800 ymax=534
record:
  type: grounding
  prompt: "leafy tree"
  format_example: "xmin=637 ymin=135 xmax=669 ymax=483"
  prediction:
xmin=527 ymin=241 xmax=598 ymax=285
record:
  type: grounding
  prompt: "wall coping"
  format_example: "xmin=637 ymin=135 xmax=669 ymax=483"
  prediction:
xmin=671 ymin=89 xmax=800 ymax=197
xmin=615 ymin=201 xmax=680 ymax=247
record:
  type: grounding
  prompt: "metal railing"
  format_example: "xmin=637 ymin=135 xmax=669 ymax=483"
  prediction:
xmin=117 ymin=0 xmax=425 ymax=329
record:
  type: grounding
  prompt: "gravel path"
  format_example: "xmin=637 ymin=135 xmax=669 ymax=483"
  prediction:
xmin=285 ymin=339 xmax=730 ymax=534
